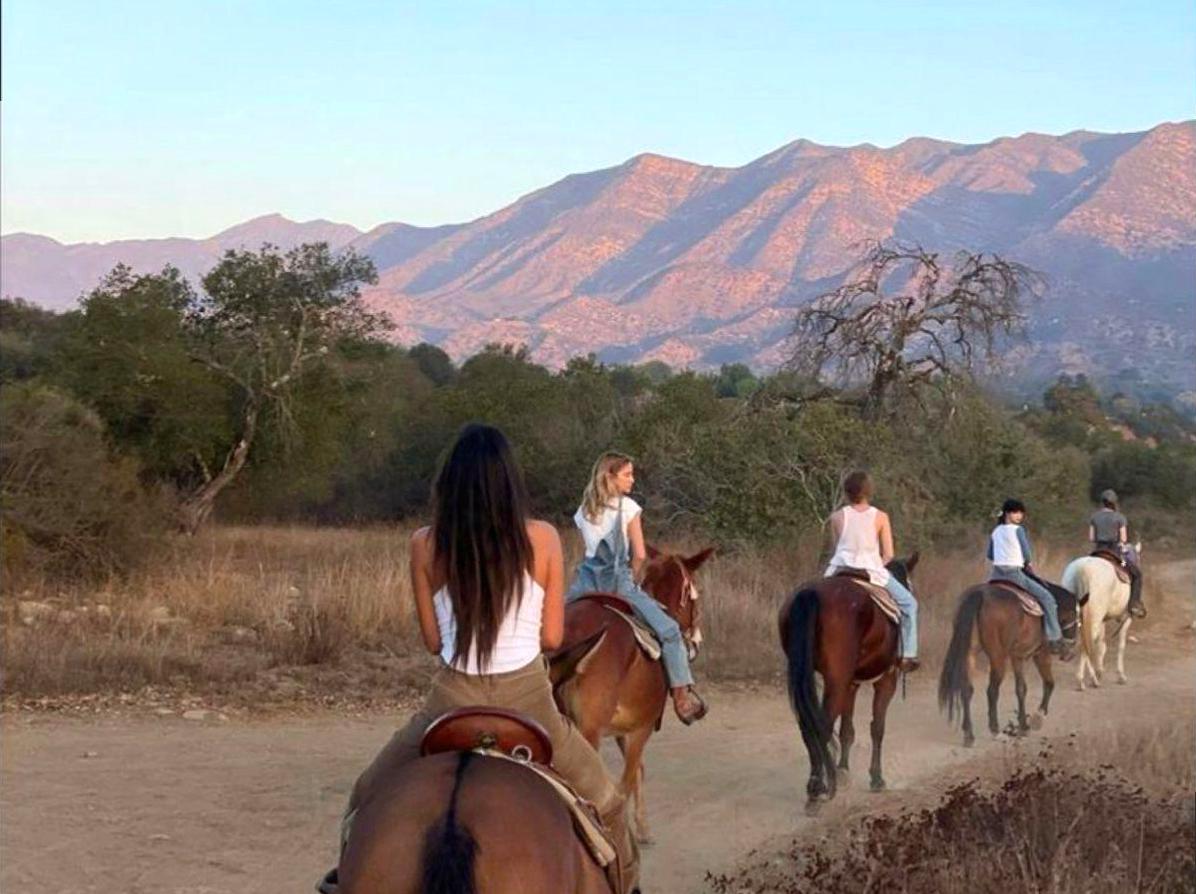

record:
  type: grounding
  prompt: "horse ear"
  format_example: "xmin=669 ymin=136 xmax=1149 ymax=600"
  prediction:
xmin=645 ymin=544 xmax=662 ymax=559
xmin=684 ymin=546 xmax=716 ymax=573
xmin=906 ymin=550 xmax=920 ymax=573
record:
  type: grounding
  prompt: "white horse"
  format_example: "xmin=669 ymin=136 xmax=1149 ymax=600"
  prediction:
xmin=1061 ymin=545 xmax=1140 ymax=690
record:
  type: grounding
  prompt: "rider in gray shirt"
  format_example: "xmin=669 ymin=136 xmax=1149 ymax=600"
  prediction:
xmin=1088 ymin=489 xmax=1145 ymax=617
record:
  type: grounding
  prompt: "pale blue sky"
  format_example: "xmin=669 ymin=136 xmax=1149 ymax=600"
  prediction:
xmin=2 ymin=1 xmax=1193 ymax=243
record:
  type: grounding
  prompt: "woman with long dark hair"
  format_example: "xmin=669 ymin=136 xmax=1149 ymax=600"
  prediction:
xmin=319 ymin=424 xmax=637 ymax=893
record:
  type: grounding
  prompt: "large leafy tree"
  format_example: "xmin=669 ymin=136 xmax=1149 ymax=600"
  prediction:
xmin=57 ymin=244 xmax=386 ymax=532
xmin=179 ymin=243 xmax=385 ymax=531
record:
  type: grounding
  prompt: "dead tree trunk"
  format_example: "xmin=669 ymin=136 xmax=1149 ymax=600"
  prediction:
xmin=177 ymin=400 xmax=260 ymax=535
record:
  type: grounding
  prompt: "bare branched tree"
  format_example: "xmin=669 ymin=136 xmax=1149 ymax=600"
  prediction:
xmin=787 ymin=241 xmax=1044 ymax=415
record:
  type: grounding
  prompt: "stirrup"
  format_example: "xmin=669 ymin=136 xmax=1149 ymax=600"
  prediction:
xmin=316 ymin=868 xmax=339 ymax=894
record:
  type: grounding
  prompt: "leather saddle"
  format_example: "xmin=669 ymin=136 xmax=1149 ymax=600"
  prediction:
xmin=421 ymin=707 xmax=554 ymax=765
xmin=1090 ymin=549 xmax=1131 ymax=584
xmin=832 ymin=569 xmax=901 ymax=625
xmin=988 ymin=579 xmax=1044 ymax=617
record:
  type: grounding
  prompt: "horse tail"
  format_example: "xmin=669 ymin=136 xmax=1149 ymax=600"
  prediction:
xmin=785 ymin=588 xmax=833 ymax=791
xmin=938 ymin=588 xmax=983 ymax=723
xmin=420 ymin=751 xmax=479 ymax=894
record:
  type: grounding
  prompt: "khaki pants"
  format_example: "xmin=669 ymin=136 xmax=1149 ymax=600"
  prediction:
xmin=347 ymin=657 xmax=637 ymax=889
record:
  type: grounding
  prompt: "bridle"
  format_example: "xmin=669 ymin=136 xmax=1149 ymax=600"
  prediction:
xmin=649 ymin=556 xmax=703 ymax=659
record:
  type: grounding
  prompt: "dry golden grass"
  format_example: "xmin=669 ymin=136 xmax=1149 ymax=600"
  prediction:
xmin=1 ymin=525 xmax=1188 ymax=703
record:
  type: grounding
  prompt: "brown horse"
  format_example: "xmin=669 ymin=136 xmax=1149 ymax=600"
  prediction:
xmin=549 ymin=545 xmax=714 ymax=842
xmin=338 ymin=750 xmax=613 ymax=894
xmin=779 ymin=555 xmax=918 ymax=808
xmin=938 ymin=579 xmax=1078 ymax=746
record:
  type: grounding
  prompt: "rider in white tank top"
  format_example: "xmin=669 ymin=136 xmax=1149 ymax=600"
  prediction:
xmin=433 ymin=572 xmax=545 ymax=675
xmin=825 ymin=505 xmax=891 ymax=586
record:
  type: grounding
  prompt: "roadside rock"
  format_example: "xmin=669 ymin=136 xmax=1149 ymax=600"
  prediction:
xmin=18 ymin=601 xmax=55 ymax=625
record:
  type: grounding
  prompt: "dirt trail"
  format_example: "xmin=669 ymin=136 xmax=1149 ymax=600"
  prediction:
xmin=3 ymin=562 xmax=1193 ymax=894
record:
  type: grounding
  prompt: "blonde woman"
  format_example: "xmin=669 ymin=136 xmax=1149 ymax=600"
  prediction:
xmin=568 ymin=452 xmax=707 ymax=724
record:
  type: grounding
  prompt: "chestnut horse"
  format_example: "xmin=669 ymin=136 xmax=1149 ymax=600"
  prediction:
xmin=938 ymin=579 xmax=1078 ymax=746
xmin=779 ymin=555 xmax=918 ymax=808
xmin=337 ymin=750 xmax=613 ymax=894
xmin=549 ymin=545 xmax=714 ymax=842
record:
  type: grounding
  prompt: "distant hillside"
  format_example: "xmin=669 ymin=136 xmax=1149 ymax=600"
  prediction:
xmin=4 ymin=122 xmax=1193 ymax=397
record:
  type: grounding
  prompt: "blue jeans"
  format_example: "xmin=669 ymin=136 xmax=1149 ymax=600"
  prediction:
xmin=993 ymin=566 xmax=1062 ymax=641
xmin=568 ymin=560 xmax=694 ymax=688
xmin=884 ymin=576 xmax=918 ymax=659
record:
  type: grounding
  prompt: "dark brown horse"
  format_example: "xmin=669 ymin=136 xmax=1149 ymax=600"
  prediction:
xmin=338 ymin=750 xmax=614 ymax=894
xmin=549 ymin=545 xmax=714 ymax=842
xmin=938 ymin=579 xmax=1078 ymax=746
xmin=779 ymin=555 xmax=918 ymax=808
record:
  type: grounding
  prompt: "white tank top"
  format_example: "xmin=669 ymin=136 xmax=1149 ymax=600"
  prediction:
xmin=989 ymin=524 xmax=1025 ymax=567
xmin=825 ymin=505 xmax=890 ymax=586
xmin=433 ymin=572 xmax=545 ymax=675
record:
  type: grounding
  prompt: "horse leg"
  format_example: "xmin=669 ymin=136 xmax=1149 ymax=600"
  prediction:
xmin=1032 ymin=648 xmax=1054 ymax=718
xmin=1114 ymin=615 xmax=1132 ymax=685
xmin=819 ymin=677 xmax=854 ymax=799
xmin=1012 ymin=659 xmax=1030 ymax=734
xmin=615 ymin=727 xmax=654 ymax=845
xmin=837 ymin=684 xmax=859 ymax=777
xmin=868 ymin=670 xmax=898 ymax=791
xmin=961 ymin=648 xmax=977 ymax=748
xmin=987 ymin=658 xmax=1006 ymax=736
xmin=1091 ymin=619 xmax=1107 ymax=687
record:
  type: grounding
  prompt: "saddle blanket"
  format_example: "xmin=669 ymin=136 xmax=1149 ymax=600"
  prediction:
xmin=601 ymin=604 xmax=663 ymax=661
xmin=989 ymin=580 xmax=1044 ymax=617
xmin=476 ymin=749 xmax=617 ymax=868
xmin=845 ymin=578 xmax=901 ymax=626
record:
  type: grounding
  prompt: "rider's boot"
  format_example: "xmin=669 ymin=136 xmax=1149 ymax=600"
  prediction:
xmin=1049 ymin=639 xmax=1075 ymax=662
xmin=671 ymin=686 xmax=708 ymax=725
xmin=1128 ymin=569 xmax=1147 ymax=618
xmin=898 ymin=657 xmax=920 ymax=673
xmin=602 ymin=797 xmax=640 ymax=894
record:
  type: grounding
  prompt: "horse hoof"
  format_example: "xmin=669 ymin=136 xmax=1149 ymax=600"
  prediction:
xmin=804 ymin=800 xmax=823 ymax=817
xmin=837 ymin=766 xmax=851 ymax=782
xmin=636 ymin=834 xmax=655 ymax=847
xmin=963 ymin=736 xmax=975 ymax=748
xmin=1029 ymin=713 xmax=1044 ymax=731
xmin=1117 ymin=676 xmax=1128 ymax=685
xmin=870 ymin=777 xmax=886 ymax=792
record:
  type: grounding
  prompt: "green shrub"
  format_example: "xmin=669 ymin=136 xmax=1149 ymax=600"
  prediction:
xmin=0 ymin=384 xmax=171 ymax=578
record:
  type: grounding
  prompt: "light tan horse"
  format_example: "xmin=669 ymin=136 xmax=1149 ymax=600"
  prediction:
xmin=549 ymin=546 xmax=714 ymax=843
xmin=338 ymin=750 xmax=614 ymax=894
xmin=1063 ymin=548 xmax=1139 ymax=690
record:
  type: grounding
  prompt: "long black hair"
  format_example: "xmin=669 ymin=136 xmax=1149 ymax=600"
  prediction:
xmin=431 ymin=424 xmax=534 ymax=671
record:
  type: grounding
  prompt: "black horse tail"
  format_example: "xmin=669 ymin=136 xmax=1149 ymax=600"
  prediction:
xmin=420 ymin=751 xmax=479 ymax=894
xmin=938 ymin=588 xmax=983 ymax=723
xmin=785 ymin=588 xmax=834 ymax=796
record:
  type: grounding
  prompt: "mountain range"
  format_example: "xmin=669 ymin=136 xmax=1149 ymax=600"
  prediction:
xmin=4 ymin=121 xmax=1194 ymax=395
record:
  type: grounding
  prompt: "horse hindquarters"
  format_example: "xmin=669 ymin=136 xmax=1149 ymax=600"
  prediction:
xmin=342 ymin=754 xmax=610 ymax=894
